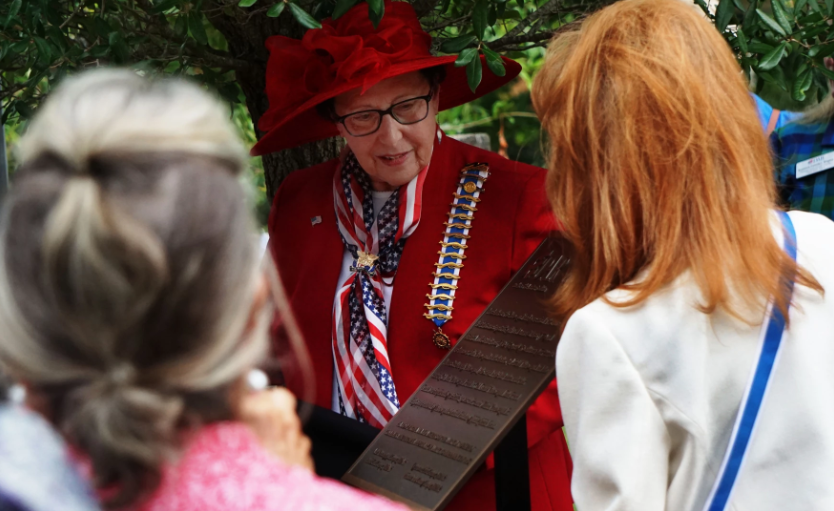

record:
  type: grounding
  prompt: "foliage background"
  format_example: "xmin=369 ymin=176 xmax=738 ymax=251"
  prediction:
xmin=2 ymin=0 xmax=834 ymax=227
xmin=1 ymin=0 xmax=584 ymax=227
xmin=698 ymin=0 xmax=834 ymax=111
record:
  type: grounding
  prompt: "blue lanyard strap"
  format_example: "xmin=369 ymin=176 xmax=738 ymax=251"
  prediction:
xmin=705 ymin=211 xmax=797 ymax=511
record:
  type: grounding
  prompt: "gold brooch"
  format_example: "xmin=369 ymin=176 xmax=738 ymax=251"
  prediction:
xmin=356 ymin=250 xmax=378 ymax=268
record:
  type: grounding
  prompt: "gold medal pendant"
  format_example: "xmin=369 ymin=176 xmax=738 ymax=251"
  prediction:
xmin=432 ymin=328 xmax=452 ymax=350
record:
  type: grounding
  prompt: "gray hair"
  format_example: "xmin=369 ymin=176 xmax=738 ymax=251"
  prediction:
xmin=798 ymin=93 xmax=834 ymax=124
xmin=0 ymin=70 xmax=269 ymax=507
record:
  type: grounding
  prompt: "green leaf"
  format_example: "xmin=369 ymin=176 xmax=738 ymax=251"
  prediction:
xmin=757 ymin=9 xmax=788 ymax=36
xmin=332 ymin=0 xmax=358 ymax=19
xmin=87 ymin=44 xmax=109 ymax=58
xmin=795 ymin=61 xmax=809 ymax=79
xmin=807 ymin=0 xmax=822 ymax=12
xmin=238 ymin=0 xmax=258 ymax=7
xmin=108 ymin=31 xmax=129 ymax=63
xmin=7 ymin=0 xmax=21 ymax=18
xmin=743 ymin=0 xmax=759 ymax=31
xmin=737 ymin=27 xmax=750 ymax=54
xmin=798 ymin=11 xmax=824 ymax=23
xmin=15 ymin=101 xmax=35 ymax=120
xmin=466 ymin=52 xmax=482 ymax=92
xmin=482 ymin=45 xmax=506 ymax=77
xmin=174 ymin=15 xmax=188 ymax=36
xmin=775 ymin=0 xmax=793 ymax=16
xmin=455 ymin=47 xmax=478 ymax=67
xmin=813 ymin=72 xmax=830 ymax=95
xmin=801 ymin=24 xmax=829 ymax=39
xmin=367 ymin=0 xmax=384 ymax=27
xmin=715 ymin=0 xmax=735 ymax=32
xmin=440 ymin=34 xmax=477 ymax=54
xmin=289 ymin=3 xmax=322 ymax=29
xmin=819 ymin=64 xmax=834 ymax=80
xmin=749 ymin=41 xmax=775 ymax=53
xmin=473 ymin=0 xmax=489 ymax=40
xmin=152 ymin=0 xmax=181 ymax=13
xmin=757 ymin=65 xmax=789 ymax=91
xmin=3 ymin=0 xmax=21 ymax=29
xmin=313 ymin=1 xmax=334 ymax=20
xmin=827 ymin=0 xmax=834 ymax=14
xmin=771 ymin=0 xmax=794 ymax=34
xmin=772 ymin=65 xmax=789 ymax=92
xmin=9 ymin=41 xmax=27 ymax=54
xmin=33 ymin=36 xmax=51 ymax=66
xmin=758 ymin=41 xmax=788 ymax=70
xmin=267 ymin=2 xmax=286 ymax=17
xmin=795 ymin=0 xmax=809 ymax=12
xmin=499 ymin=8 xmax=522 ymax=19
xmin=188 ymin=12 xmax=208 ymax=45
xmin=487 ymin=3 xmax=497 ymax=26
xmin=793 ymin=69 xmax=813 ymax=101
xmin=812 ymin=43 xmax=834 ymax=58
xmin=46 ymin=26 xmax=68 ymax=54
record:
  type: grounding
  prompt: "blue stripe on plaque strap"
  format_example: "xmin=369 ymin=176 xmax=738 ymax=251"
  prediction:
xmin=424 ymin=162 xmax=490 ymax=349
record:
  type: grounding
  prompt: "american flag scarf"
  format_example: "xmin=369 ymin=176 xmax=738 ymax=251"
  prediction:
xmin=332 ymin=151 xmax=428 ymax=427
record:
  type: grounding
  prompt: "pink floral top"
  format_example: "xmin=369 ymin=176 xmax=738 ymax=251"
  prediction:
xmin=130 ymin=422 xmax=408 ymax=511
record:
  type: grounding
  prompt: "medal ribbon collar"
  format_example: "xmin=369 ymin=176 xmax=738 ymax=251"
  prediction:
xmin=424 ymin=162 xmax=490 ymax=349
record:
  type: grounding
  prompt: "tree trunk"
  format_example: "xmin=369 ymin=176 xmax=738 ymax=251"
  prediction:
xmin=205 ymin=2 xmax=342 ymax=203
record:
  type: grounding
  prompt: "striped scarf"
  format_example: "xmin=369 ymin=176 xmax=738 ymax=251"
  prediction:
xmin=331 ymin=151 xmax=428 ymax=427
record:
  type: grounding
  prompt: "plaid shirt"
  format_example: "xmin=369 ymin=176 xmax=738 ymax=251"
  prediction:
xmin=771 ymin=118 xmax=834 ymax=220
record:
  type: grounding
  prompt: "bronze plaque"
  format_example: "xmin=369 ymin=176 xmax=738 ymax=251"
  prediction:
xmin=342 ymin=236 xmax=570 ymax=511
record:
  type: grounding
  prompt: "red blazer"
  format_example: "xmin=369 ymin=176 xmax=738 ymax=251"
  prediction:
xmin=269 ymin=135 xmax=572 ymax=511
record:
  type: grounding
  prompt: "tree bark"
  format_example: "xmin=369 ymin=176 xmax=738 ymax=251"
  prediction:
xmin=205 ymin=2 xmax=342 ymax=203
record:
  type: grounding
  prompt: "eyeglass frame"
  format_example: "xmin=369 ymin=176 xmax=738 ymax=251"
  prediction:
xmin=332 ymin=90 xmax=435 ymax=137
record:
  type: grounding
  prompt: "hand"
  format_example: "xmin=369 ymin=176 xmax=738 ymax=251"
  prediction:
xmin=236 ymin=387 xmax=314 ymax=471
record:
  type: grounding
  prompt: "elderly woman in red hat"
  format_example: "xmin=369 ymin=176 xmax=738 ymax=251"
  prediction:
xmin=255 ymin=2 xmax=572 ymax=510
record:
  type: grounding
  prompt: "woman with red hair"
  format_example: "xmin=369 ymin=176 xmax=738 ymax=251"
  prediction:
xmin=534 ymin=0 xmax=834 ymax=509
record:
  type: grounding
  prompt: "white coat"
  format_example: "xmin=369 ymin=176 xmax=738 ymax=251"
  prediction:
xmin=557 ymin=211 xmax=834 ymax=511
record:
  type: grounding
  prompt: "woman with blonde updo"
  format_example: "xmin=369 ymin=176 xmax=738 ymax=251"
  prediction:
xmin=533 ymin=0 xmax=834 ymax=509
xmin=0 ymin=70 xmax=407 ymax=511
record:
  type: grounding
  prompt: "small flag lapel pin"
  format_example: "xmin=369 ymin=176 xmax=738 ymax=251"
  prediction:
xmin=310 ymin=216 xmax=322 ymax=226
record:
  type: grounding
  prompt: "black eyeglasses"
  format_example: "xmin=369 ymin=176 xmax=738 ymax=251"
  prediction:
xmin=334 ymin=92 xmax=433 ymax=137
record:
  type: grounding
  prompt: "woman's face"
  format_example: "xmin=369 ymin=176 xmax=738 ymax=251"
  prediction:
xmin=333 ymin=71 xmax=440 ymax=191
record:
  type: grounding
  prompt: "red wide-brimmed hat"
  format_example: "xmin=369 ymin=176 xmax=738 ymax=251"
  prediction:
xmin=251 ymin=1 xmax=521 ymax=156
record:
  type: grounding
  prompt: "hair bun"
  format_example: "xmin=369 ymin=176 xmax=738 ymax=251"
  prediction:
xmin=107 ymin=363 xmax=136 ymax=388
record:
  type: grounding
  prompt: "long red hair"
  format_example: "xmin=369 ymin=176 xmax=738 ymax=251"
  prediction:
xmin=532 ymin=0 xmax=822 ymax=322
